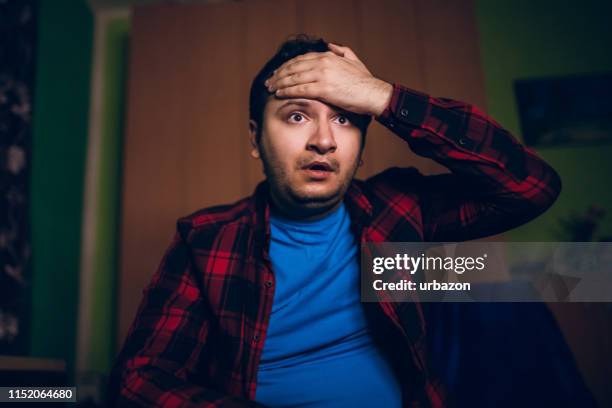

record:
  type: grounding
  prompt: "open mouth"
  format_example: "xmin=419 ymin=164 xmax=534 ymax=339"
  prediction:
xmin=303 ymin=161 xmax=334 ymax=179
xmin=304 ymin=161 xmax=333 ymax=171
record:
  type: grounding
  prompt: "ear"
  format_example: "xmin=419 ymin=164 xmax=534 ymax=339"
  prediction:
xmin=248 ymin=120 xmax=261 ymax=159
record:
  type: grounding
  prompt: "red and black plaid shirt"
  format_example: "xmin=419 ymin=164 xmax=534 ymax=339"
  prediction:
xmin=109 ymin=84 xmax=561 ymax=407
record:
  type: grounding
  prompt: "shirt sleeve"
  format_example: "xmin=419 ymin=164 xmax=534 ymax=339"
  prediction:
xmin=374 ymin=83 xmax=562 ymax=241
xmin=108 ymin=226 xmax=265 ymax=408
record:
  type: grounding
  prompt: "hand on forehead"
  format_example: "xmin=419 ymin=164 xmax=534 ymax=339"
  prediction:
xmin=263 ymin=42 xmax=386 ymax=117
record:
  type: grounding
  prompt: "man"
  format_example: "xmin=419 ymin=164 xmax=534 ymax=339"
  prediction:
xmin=108 ymin=35 xmax=561 ymax=407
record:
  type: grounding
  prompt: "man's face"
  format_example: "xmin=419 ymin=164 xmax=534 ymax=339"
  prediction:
xmin=250 ymin=95 xmax=363 ymax=218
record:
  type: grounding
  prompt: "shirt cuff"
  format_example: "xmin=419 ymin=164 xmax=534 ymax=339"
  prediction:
xmin=376 ymin=83 xmax=430 ymax=130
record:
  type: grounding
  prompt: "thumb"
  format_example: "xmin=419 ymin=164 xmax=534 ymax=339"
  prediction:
xmin=328 ymin=42 xmax=361 ymax=62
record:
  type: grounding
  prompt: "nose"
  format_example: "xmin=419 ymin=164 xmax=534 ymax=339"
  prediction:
xmin=306 ymin=120 xmax=337 ymax=155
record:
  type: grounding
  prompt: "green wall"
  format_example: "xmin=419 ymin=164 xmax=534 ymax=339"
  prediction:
xmin=29 ymin=0 xmax=93 ymax=378
xmin=88 ymin=16 xmax=129 ymax=374
xmin=475 ymin=0 xmax=612 ymax=241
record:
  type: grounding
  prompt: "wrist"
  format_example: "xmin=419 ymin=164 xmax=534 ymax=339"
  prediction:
xmin=369 ymin=79 xmax=393 ymax=117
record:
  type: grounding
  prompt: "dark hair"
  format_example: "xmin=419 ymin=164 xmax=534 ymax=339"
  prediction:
xmin=249 ymin=34 xmax=372 ymax=144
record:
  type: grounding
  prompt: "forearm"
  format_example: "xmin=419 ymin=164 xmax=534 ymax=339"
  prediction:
xmin=374 ymin=84 xmax=561 ymax=240
xmin=378 ymin=84 xmax=556 ymax=184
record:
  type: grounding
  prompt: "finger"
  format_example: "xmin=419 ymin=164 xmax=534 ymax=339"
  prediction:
xmin=327 ymin=42 xmax=345 ymax=57
xmin=271 ymin=59 xmax=320 ymax=84
xmin=288 ymin=51 xmax=325 ymax=63
xmin=328 ymin=42 xmax=361 ymax=62
xmin=275 ymin=82 xmax=324 ymax=99
xmin=272 ymin=52 xmax=323 ymax=77
xmin=272 ymin=69 xmax=319 ymax=91
xmin=272 ymin=50 xmax=338 ymax=79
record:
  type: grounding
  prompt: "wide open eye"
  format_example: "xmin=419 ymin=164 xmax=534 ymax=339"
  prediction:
xmin=335 ymin=114 xmax=351 ymax=125
xmin=288 ymin=112 xmax=305 ymax=123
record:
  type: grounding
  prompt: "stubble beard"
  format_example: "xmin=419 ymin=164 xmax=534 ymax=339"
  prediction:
xmin=260 ymin=148 xmax=361 ymax=218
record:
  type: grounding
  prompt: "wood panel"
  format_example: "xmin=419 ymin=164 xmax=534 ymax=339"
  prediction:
xmin=179 ymin=4 xmax=244 ymax=214
xmin=118 ymin=2 xmax=244 ymax=344
xmin=298 ymin=0 xmax=364 ymax=55
xmin=359 ymin=0 xmax=439 ymax=177
xmin=415 ymin=0 xmax=487 ymax=108
xmin=119 ymin=5 xmax=186 ymax=345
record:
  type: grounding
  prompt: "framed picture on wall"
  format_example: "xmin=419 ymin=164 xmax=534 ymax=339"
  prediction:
xmin=514 ymin=73 xmax=612 ymax=147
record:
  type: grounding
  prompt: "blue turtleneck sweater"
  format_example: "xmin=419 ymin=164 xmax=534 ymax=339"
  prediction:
xmin=254 ymin=203 xmax=402 ymax=407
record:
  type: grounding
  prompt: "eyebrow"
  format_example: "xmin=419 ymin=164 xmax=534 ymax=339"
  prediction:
xmin=276 ymin=99 xmax=313 ymax=111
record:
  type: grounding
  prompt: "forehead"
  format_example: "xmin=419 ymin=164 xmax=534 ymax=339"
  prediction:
xmin=266 ymin=96 xmax=343 ymax=113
